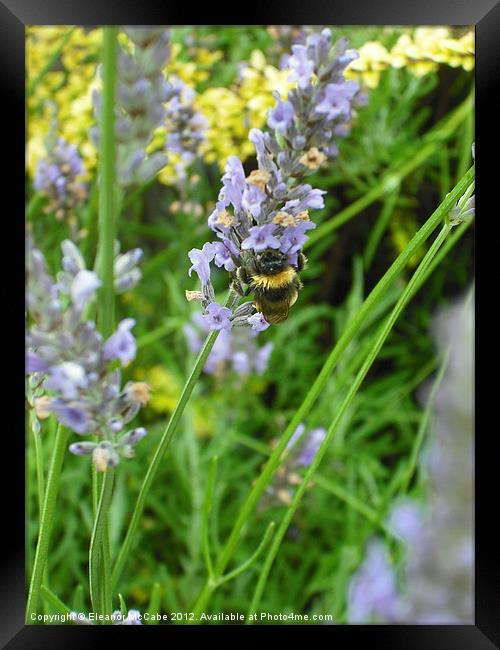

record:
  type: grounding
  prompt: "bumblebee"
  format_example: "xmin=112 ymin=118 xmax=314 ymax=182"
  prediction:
xmin=235 ymin=249 xmax=307 ymax=324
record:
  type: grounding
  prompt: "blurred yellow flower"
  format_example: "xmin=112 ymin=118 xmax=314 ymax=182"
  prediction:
xmin=136 ymin=364 xmax=216 ymax=438
xmin=346 ymin=41 xmax=392 ymax=88
xmin=136 ymin=366 xmax=181 ymax=415
xmin=346 ymin=27 xmax=474 ymax=87
xmin=27 ymin=27 xmax=100 ymax=177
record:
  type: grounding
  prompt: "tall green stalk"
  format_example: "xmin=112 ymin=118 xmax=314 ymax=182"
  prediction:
xmin=89 ymin=27 xmax=118 ymax=620
xmin=112 ymin=289 xmax=240 ymax=590
xmin=26 ymin=425 xmax=69 ymax=622
xmin=96 ymin=28 xmax=118 ymax=338
xmin=190 ymin=164 xmax=474 ymax=617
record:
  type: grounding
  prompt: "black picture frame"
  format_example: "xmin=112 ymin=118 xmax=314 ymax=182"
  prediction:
xmin=7 ymin=0 xmax=498 ymax=646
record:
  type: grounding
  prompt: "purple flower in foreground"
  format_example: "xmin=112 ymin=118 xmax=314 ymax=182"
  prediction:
xmin=242 ymin=184 xmax=266 ymax=219
xmin=188 ymin=242 xmax=216 ymax=286
xmin=347 ymin=291 xmax=474 ymax=623
xmin=220 ymin=156 xmax=246 ymax=211
xmin=268 ymin=99 xmax=295 ymax=134
xmin=284 ymin=188 xmax=326 ymax=213
xmin=45 ymin=362 xmax=88 ymax=399
xmin=279 ymin=221 xmax=316 ymax=255
xmin=288 ymin=44 xmax=315 ymax=88
xmin=104 ymin=319 xmax=137 ymax=367
xmin=50 ymin=401 xmax=91 ymax=434
xmin=202 ymin=302 xmax=233 ymax=331
xmin=315 ymin=81 xmax=359 ymax=121
xmin=26 ymin=351 xmax=49 ymax=374
xmin=241 ymin=224 xmax=281 ymax=253
xmin=248 ymin=312 xmax=271 ymax=332
xmin=348 ymin=540 xmax=404 ymax=623
xmin=71 ymin=270 xmax=101 ymax=310
xmin=213 ymin=242 xmax=236 ymax=272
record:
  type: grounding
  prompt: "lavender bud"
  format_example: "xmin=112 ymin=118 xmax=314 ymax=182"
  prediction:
xmin=121 ymin=427 xmax=147 ymax=446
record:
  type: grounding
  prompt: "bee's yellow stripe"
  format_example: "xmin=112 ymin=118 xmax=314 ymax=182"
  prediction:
xmin=251 ymin=268 xmax=296 ymax=290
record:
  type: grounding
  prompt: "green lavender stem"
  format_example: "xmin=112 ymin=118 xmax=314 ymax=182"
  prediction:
xmin=96 ymin=27 xmax=118 ymax=338
xmin=40 ymin=585 xmax=72 ymax=616
xmin=111 ymin=289 xmax=240 ymax=591
xmin=248 ymin=223 xmax=453 ymax=616
xmin=191 ymin=164 xmax=474 ymax=617
xmin=26 ymin=425 xmax=69 ymax=622
xmin=89 ymin=26 xmax=118 ymax=620
xmin=28 ymin=400 xmax=45 ymax=517
xmin=89 ymin=470 xmax=115 ymax=615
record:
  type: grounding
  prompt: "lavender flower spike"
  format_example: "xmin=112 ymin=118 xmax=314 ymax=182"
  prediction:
xmin=34 ymin=136 xmax=87 ymax=227
xmin=184 ymin=311 xmax=274 ymax=378
xmin=104 ymin=319 xmax=137 ymax=366
xmin=347 ymin=291 xmax=474 ymax=623
xmin=187 ymin=28 xmax=361 ymax=330
xmin=202 ymin=303 xmax=233 ymax=331
xmin=26 ymin=237 xmax=149 ymax=471
xmin=92 ymin=28 xmax=171 ymax=187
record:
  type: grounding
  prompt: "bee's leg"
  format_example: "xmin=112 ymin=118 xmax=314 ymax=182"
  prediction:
xmin=231 ymin=266 xmax=252 ymax=296
xmin=230 ymin=267 xmax=248 ymax=297
xmin=236 ymin=266 xmax=251 ymax=285
xmin=230 ymin=278 xmax=246 ymax=296
xmin=297 ymin=252 xmax=308 ymax=272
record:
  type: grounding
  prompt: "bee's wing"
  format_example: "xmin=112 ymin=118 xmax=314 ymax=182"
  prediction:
xmin=266 ymin=309 xmax=289 ymax=324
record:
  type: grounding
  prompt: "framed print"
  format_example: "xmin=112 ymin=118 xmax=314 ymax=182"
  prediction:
xmin=4 ymin=0 xmax=497 ymax=645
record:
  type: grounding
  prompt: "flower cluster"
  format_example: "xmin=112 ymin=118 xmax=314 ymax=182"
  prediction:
xmin=91 ymin=27 xmax=172 ymax=187
xmin=184 ymin=311 xmax=273 ymax=378
xmin=188 ymin=29 xmax=360 ymax=329
xmin=347 ymin=539 xmax=405 ymax=622
xmin=266 ymin=25 xmax=313 ymax=69
xmin=263 ymin=423 xmax=326 ymax=507
xmin=26 ymin=237 xmax=149 ymax=471
xmin=346 ymin=28 xmax=474 ymax=88
xmin=34 ymin=135 xmax=87 ymax=231
xmin=27 ymin=27 xmax=218 ymax=179
xmin=169 ymin=39 xmax=224 ymax=85
xmin=156 ymin=76 xmax=208 ymax=185
xmin=347 ymin=292 xmax=474 ymax=623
